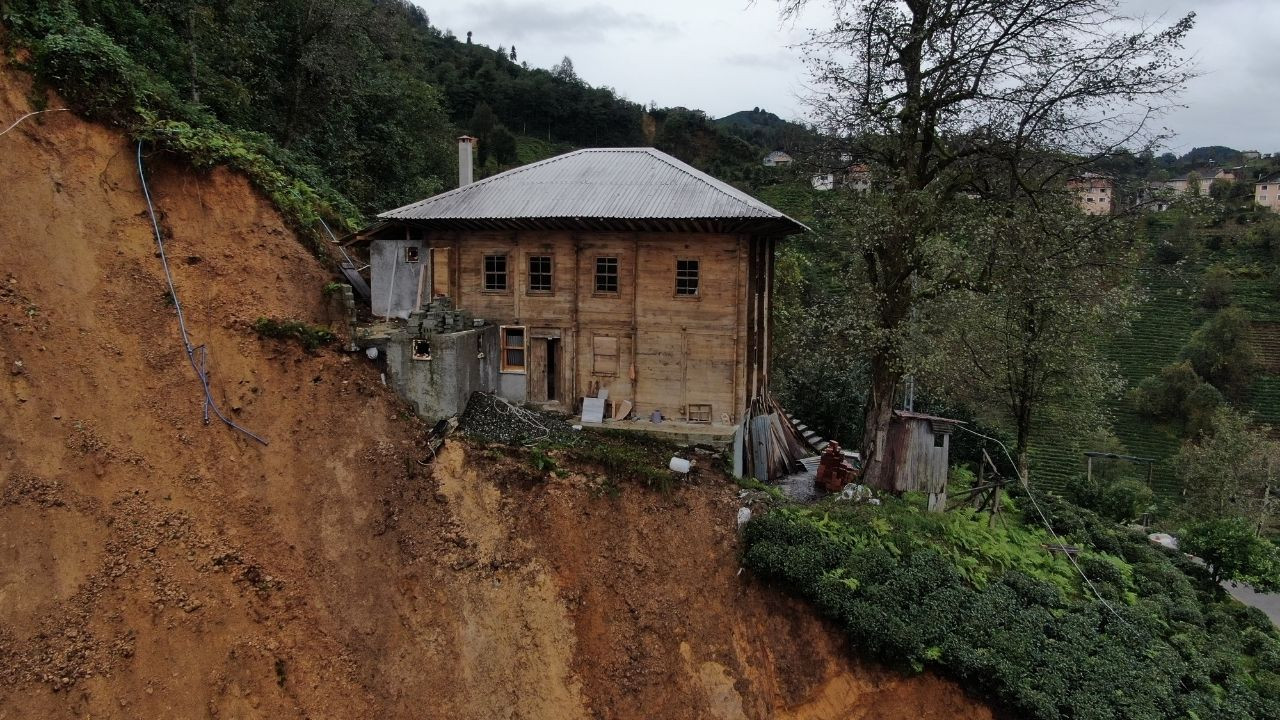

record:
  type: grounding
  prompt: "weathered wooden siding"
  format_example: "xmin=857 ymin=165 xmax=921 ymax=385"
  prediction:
xmin=415 ymin=229 xmax=767 ymax=423
xmin=886 ymin=417 xmax=949 ymax=493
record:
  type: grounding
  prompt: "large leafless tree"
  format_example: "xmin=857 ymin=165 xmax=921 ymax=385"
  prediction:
xmin=776 ymin=0 xmax=1194 ymax=489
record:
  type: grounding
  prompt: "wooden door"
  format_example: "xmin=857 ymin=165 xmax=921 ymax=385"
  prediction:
xmin=528 ymin=338 xmax=548 ymax=403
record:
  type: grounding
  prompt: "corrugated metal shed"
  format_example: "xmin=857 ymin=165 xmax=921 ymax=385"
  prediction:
xmin=375 ymin=148 xmax=807 ymax=235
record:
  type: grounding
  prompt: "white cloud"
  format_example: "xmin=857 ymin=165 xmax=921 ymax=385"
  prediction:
xmin=421 ymin=0 xmax=1279 ymax=150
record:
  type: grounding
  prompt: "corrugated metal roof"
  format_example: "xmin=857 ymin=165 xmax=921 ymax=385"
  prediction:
xmin=377 ymin=147 xmax=806 ymax=234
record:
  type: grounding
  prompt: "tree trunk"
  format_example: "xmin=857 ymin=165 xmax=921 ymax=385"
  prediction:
xmin=859 ymin=355 xmax=901 ymax=491
xmin=1015 ymin=398 xmax=1032 ymax=483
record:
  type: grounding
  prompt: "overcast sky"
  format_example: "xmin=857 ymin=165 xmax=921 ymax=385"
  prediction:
xmin=421 ymin=0 xmax=1279 ymax=154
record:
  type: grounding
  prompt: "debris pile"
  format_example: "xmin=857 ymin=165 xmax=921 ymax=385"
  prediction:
xmin=458 ymin=392 xmax=576 ymax=446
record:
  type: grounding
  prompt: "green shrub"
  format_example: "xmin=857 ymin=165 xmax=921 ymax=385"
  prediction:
xmin=34 ymin=25 xmax=153 ymax=122
xmin=744 ymin=495 xmax=1280 ymax=719
xmin=252 ymin=317 xmax=335 ymax=351
xmin=1180 ymin=307 xmax=1258 ymax=401
xmin=1129 ymin=360 xmax=1222 ymax=435
xmin=1200 ymin=263 xmax=1235 ymax=308
xmin=1181 ymin=518 xmax=1280 ymax=589
xmin=1069 ymin=473 xmax=1156 ymax=524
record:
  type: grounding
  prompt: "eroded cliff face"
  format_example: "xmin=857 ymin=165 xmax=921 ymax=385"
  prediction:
xmin=0 ymin=59 xmax=995 ymax=719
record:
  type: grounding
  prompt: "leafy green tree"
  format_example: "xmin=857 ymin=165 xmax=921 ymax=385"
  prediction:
xmin=1200 ymin=263 xmax=1234 ymax=308
xmin=1176 ymin=408 xmax=1280 ymax=526
xmin=551 ymin=56 xmax=576 ymax=83
xmin=774 ymin=0 xmax=1195 ymax=489
xmin=1180 ymin=307 xmax=1257 ymax=401
xmin=1130 ymin=361 xmax=1223 ymax=436
xmin=1181 ymin=517 xmax=1280 ymax=589
xmin=932 ymin=198 xmax=1136 ymax=481
xmin=489 ymin=125 xmax=518 ymax=165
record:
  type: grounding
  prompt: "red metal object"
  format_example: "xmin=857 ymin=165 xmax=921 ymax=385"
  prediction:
xmin=815 ymin=441 xmax=855 ymax=493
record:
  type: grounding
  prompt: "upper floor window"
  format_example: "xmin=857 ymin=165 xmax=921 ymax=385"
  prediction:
xmin=405 ymin=246 xmax=420 ymax=263
xmin=528 ymin=255 xmax=553 ymax=293
xmin=484 ymin=254 xmax=508 ymax=292
xmin=675 ymin=259 xmax=699 ymax=297
xmin=595 ymin=257 xmax=619 ymax=294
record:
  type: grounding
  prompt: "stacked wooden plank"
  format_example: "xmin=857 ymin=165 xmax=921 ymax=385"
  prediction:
xmin=738 ymin=394 xmax=818 ymax=482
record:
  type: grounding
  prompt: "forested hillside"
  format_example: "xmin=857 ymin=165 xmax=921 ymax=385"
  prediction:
xmin=2 ymin=0 xmax=792 ymax=222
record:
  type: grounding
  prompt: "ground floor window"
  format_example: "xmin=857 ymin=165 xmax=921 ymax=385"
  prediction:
xmin=501 ymin=325 xmax=525 ymax=372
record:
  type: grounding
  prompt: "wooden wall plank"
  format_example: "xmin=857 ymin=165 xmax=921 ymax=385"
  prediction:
xmin=435 ymin=229 xmax=757 ymax=420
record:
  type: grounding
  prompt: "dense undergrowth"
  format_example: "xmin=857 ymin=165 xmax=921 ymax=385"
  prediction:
xmin=743 ymin=491 xmax=1280 ymax=720
xmin=2 ymin=0 xmax=361 ymax=256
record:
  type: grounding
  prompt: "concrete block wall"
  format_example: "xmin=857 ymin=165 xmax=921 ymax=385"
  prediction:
xmin=384 ymin=324 xmax=499 ymax=421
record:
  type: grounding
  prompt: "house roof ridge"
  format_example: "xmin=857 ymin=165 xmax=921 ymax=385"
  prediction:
xmin=379 ymin=148 xmax=593 ymax=218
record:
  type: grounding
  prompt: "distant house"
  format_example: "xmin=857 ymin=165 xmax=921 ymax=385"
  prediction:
xmin=348 ymin=139 xmax=806 ymax=430
xmin=810 ymin=173 xmax=835 ymax=191
xmin=1067 ymin=173 xmax=1115 ymax=215
xmin=762 ymin=150 xmax=793 ymax=167
xmin=845 ymin=163 xmax=872 ymax=192
xmin=810 ymin=162 xmax=871 ymax=193
xmin=1257 ymin=174 xmax=1280 ymax=212
xmin=1160 ymin=167 xmax=1239 ymax=196
xmin=1243 ymin=150 xmax=1261 ymax=161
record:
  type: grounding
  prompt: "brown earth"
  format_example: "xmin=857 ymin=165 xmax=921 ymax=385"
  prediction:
xmin=0 ymin=59 xmax=997 ymax=719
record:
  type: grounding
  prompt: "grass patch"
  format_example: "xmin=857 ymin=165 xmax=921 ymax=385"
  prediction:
xmin=563 ymin=429 xmax=681 ymax=491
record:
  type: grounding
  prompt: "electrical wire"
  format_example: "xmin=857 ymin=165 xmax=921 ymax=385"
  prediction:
xmin=955 ymin=424 xmax=1128 ymax=624
xmin=136 ymin=141 xmax=268 ymax=446
xmin=0 ymin=108 xmax=69 ymax=138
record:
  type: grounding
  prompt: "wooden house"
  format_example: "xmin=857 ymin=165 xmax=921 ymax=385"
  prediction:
xmin=349 ymin=141 xmax=805 ymax=429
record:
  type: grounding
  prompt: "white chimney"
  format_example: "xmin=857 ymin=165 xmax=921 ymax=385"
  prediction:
xmin=458 ymin=136 xmax=476 ymax=187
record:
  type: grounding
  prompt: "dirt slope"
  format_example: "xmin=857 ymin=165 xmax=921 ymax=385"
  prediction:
xmin=0 ymin=60 xmax=996 ymax=719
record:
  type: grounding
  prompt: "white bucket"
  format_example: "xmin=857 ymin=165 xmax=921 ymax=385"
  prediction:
xmin=668 ymin=457 xmax=692 ymax=474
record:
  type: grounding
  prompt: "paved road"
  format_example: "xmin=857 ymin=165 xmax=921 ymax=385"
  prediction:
xmin=1225 ymin=583 xmax=1280 ymax=625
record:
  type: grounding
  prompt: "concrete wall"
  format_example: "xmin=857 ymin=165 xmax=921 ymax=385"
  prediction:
xmin=370 ymin=238 xmax=428 ymax=319
xmin=385 ymin=325 xmax=499 ymax=420
xmin=497 ymin=371 xmax=527 ymax=405
xmin=1258 ymin=181 xmax=1280 ymax=212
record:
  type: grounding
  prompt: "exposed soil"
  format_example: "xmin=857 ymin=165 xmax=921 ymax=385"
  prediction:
xmin=0 ymin=59 xmax=996 ymax=719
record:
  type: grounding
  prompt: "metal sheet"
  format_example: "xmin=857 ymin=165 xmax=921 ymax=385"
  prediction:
xmin=377 ymin=148 xmax=806 ymax=234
